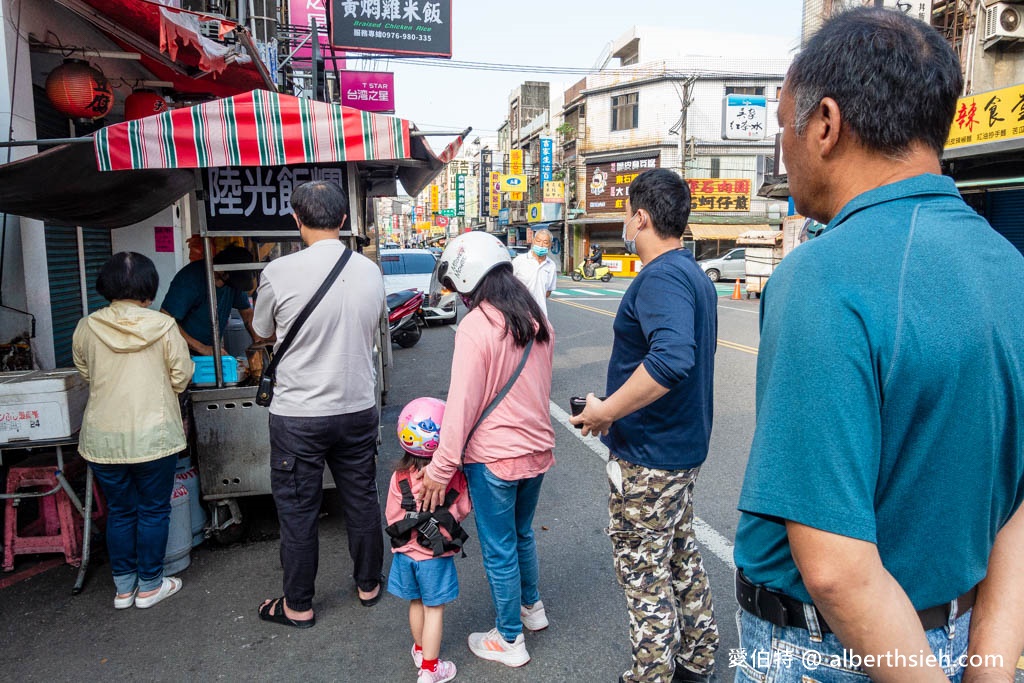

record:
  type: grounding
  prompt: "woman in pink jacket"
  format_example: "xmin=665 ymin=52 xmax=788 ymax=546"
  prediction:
xmin=419 ymin=231 xmax=555 ymax=669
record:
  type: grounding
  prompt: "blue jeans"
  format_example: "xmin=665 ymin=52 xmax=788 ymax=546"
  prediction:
xmin=90 ymin=455 xmax=177 ymax=594
xmin=734 ymin=607 xmax=971 ymax=682
xmin=463 ymin=463 xmax=545 ymax=641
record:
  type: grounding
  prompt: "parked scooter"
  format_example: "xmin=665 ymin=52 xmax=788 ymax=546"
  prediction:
xmin=388 ymin=289 xmax=425 ymax=348
xmin=571 ymin=262 xmax=613 ymax=282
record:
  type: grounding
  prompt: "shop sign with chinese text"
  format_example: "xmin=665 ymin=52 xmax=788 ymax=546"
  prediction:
xmin=687 ymin=178 xmax=752 ymax=212
xmin=509 ymin=149 xmax=524 ymax=200
xmin=203 ymin=164 xmax=345 ymax=230
xmin=430 ymin=184 xmax=440 ymax=214
xmin=543 ymin=180 xmax=564 ymax=204
xmin=289 ymin=0 xmax=330 ymax=62
xmin=539 ymin=137 xmax=553 ymax=182
xmin=330 ymin=0 xmax=452 ymax=58
xmin=585 ymin=156 xmax=659 ymax=214
xmin=722 ymin=95 xmax=767 ymax=140
xmin=340 ymin=71 xmax=394 ymax=112
xmin=489 ymin=171 xmax=501 ymax=216
xmin=455 ymin=173 xmax=467 ymax=216
xmin=945 ymin=83 xmax=1024 ymax=150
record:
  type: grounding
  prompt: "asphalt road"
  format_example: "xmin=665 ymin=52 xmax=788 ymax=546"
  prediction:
xmin=0 ymin=276 xmax=761 ymax=682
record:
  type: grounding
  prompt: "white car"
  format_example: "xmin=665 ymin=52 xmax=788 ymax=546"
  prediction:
xmin=380 ymin=249 xmax=457 ymax=324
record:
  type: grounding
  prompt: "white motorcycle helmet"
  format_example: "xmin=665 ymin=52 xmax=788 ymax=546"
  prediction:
xmin=437 ymin=231 xmax=512 ymax=295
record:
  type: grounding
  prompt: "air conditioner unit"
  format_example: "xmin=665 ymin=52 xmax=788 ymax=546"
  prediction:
xmin=983 ymin=2 xmax=1024 ymax=48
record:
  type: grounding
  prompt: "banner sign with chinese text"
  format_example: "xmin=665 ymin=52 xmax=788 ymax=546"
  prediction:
xmin=455 ymin=174 xmax=467 ymax=216
xmin=509 ymin=149 xmax=524 ymax=201
xmin=499 ymin=174 xmax=527 ymax=193
xmin=722 ymin=95 xmax=767 ymax=140
xmin=330 ymin=0 xmax=452 ymax=58
xmin=585 ymin=156 xmax=660 ymax=214
xmin=489 ymin=171 xmax=501 ymax=216
xmin=203 ymin=164 xmax=346 ymax=230
xmin=686 ymin=178 xmax=752 ymax=212
xmin=945 ymin=83 xmax=1024 ymax=150
xmin=430 ymin=184 xmax=440 ymax=214
xmin=340 ymin=71 xmax=395 ymax=112
xmin=539 ymin=137 xmax=553 ymax=183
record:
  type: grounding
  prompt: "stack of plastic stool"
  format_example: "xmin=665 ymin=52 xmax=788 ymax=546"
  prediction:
xmin=3 ymin=454 xmax=106 ymax=572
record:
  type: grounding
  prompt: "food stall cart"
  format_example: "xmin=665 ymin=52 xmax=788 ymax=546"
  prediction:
xmin=736 ymin=230 xmax=784 ymax=298
xmin=0 ymin=89 xmax=462 ymax=539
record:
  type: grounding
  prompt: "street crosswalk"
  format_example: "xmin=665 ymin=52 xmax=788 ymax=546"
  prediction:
xmin=551 ymin=286 xmax=623 ymax=298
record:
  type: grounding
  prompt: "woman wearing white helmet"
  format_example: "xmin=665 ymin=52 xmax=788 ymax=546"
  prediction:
xmin=418 ymin=231 xmax=555 ymax=669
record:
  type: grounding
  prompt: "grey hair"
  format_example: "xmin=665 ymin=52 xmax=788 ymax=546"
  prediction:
xmin=788 ymin=7 xmax=961 ymax=157
xmin=533 ymin=229 xmax=553 ymax=241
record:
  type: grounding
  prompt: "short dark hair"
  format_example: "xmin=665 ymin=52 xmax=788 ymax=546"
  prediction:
xmin=788 ymin=7 xmax=962 ymax=156
xmin=96 ymin=252 xmax=159 ymax=303
xmin=291 ymin=180 xmax=349 ymax=230
xmin=628 ymin=169 xmax=691 ymax=240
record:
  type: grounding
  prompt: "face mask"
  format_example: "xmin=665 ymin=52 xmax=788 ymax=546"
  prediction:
xmin=622 ymin=214 xmax=643 ymax=255
xmin=532 ymin=245 xmax=549 ymax=257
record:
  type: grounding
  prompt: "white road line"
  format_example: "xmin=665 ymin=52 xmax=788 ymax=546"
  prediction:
xmin=571 ymin=289 xmax=602 ymax=296
xmin=718 ymin=305 xmax=758 ymax=315
xmin=556 ymin=298 xmax=620 ymax=302
xmin=548 ymin=400 xmax=736 ymax=569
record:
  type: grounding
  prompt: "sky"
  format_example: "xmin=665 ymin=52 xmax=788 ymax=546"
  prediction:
xmin=342 ymin=0 xmax=804 ymax=148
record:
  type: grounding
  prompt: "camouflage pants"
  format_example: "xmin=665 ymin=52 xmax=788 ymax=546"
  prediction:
xmin=607 ymin=456 xmax=719 ymax=683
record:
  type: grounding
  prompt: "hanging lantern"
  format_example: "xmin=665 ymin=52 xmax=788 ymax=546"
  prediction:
xmin=45 ymin=59 xmax=114 ymax=120
xmin=124 ymin=89 xmax=168 ymax=121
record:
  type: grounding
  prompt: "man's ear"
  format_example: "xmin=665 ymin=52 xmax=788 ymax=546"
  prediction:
xmin=292 ymin=213 xmax=302 ymax=230
xmin=340 ymin=214 xmax=348 ymax=230
xmin=816 ymin=96 xmax=843 ymax=158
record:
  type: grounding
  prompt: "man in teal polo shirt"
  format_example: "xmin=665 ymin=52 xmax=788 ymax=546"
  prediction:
xmin=734 ymin=8 xmax=1024 ymax=682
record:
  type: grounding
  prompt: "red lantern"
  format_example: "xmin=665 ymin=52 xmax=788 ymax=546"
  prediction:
xmin=124 ymin=89 xmax=168 ymax=121
xmin=45 ymin=59 xmax=114 ymax=120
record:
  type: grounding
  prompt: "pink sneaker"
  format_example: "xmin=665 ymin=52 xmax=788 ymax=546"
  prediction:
xmin=411 ymin=644 xmax=423 ymax=669
xmin=417 ymin=660 xmax=457 ymax=683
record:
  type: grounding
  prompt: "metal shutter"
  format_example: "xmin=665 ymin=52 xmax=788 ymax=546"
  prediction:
xmin=986 ymin=188 xmax=1024 ymax=256
xmin=45 ymin=226 xmax=111 ymax=367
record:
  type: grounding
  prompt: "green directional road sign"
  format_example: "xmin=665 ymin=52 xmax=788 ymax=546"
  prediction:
xmin=437 ymin=209 xmax=456 ymax=217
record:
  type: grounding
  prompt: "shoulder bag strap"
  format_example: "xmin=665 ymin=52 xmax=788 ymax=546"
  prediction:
xmin=264 ymin=248 xmax=353 ymax=379
xmin=462 ymin=337 xmax=534 ymax=455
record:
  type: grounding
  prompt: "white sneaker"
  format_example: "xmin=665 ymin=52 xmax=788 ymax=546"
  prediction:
xmin=467 ymin=628 xmax=530 ymax=667
xmin=416 ymin=660 xmax=457 ymax=683
xmin=520 ymin=600 xmax=549 ymax=631
xmin=411 ymin=644 xmax=423 ymax=669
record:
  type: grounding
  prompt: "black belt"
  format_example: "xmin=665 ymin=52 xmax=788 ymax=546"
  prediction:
xmin=736 ymin=570 xmax=976 ymax=634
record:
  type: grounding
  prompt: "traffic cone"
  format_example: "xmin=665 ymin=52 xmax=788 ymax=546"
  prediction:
xmin=731 ymin=280 xmax=743 ymax=300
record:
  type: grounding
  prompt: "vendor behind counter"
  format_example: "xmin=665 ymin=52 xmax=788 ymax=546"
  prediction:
xmin=160 ymin=246 xmax=257 ymax=357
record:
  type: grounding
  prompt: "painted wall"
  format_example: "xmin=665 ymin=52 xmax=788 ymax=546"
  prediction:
xmin=111 ymin=205 xmax=186 ymax=310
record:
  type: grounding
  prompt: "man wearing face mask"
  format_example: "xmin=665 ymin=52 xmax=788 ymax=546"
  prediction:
xmin=571 ymin=168 xmax=719 ymax=683
xmin=511 ymin=228 xmax=558 ymax=317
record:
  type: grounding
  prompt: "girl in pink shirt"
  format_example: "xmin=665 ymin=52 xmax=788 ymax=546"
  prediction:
xmin=385 ymin=398 xmax=472 ymax=683
xmin=420 ymin=232 xmax=555 ymax=669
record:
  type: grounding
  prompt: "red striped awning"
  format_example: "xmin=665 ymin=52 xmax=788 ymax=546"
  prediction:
xmin=95 ymin=90 xmax=411 ymax=171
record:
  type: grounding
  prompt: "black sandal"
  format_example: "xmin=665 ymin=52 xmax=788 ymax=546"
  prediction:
xmin=258 ymin=597 xmax=315 ymax=628
xmin=358 ymin=576 xmax=385 ymax=607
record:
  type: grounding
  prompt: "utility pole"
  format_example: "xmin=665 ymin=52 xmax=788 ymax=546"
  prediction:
xmin=677 ymin=76 xmax=696 ymax=179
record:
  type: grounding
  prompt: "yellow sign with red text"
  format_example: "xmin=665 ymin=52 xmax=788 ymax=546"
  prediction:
xmin=429 ymin=185 xmax=439 ymax=214
xmin=509 ymin=150 xmax=524 ymax=201
xmin=686 ymin=178 xmax=752 ymax=212
xmin=945 ymin=83 xmax=1024 ymax=150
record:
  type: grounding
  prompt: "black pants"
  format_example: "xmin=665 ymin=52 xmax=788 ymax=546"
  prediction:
xmin=269 ymin=407 xmax=383 ymax=611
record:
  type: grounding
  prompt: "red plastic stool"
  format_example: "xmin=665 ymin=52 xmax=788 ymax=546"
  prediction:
xmin=3 ymin=455 xmax=106 ymax=572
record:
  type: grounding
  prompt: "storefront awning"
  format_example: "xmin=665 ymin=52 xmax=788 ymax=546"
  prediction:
xmin=688 ymin=224 xmax=768 ymax=240
xmin=95 ymin=90 xmax=412 ymax=170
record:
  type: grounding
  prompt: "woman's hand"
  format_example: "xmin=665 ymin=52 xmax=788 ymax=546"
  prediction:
xmin=417 ymin=471 xmax=448 ymax=513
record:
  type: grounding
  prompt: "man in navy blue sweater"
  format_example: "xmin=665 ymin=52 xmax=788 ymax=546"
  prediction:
xmin=572 ymin=168 xmax=719 ymax=683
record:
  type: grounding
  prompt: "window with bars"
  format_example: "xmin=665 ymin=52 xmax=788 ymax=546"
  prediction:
xmin=611 ymin=92 xmax=639 ymax=131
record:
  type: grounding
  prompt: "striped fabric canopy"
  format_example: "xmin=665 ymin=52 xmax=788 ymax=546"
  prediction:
xmin=95 ymin=90 xmax=411 ymax=171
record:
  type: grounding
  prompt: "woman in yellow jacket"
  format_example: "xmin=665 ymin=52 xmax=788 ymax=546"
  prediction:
xmin=73 ymin=252 xmax=194 ymax=610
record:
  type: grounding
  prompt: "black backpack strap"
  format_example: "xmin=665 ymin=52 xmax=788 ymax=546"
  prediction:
xmin=463 ymin=337 xmax=534 ymax=455
xmin=397 ymin=476 xmax=417 ymax=513
xmin=264 ymin=248 xmax=352 ymax=380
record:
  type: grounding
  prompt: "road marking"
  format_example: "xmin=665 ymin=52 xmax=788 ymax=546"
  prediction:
xmin=554 ymin=298 xmax=760 ymax=355
xmin=571 ymin=288 xmax=601 ymax=296
xmin=549 ymin=400 xmax=736 ymax=570
xmin=718 ymin=305 xmax=758 ymax=315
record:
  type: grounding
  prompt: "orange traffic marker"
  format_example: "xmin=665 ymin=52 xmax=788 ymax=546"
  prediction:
xmin=731 ymin=280 xmax=743 ymax=300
